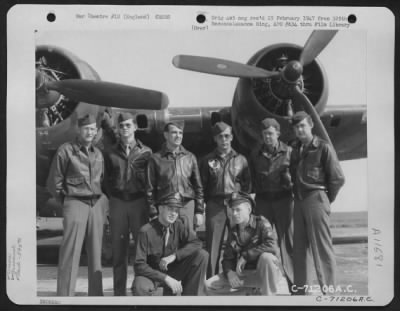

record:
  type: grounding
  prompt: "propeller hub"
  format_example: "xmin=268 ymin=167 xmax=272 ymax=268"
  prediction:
xmin=282 ymin=60 xmax=303 ymax=83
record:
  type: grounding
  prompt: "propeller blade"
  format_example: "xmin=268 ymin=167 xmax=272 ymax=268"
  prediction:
xmin=45 ymin=80 xmax=169 ymax=110
xmin=300 ymin=30 xmax=338 ymax=66
xmin=172 ymin=55 xmax=278 ymax=79
xmin=292 ymin=86 xmax=333 ymax=147
xmin=36 ymin=90 xmax=62 ymax=108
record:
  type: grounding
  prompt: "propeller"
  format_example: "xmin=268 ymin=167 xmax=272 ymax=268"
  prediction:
xmin=286 ymin=30 xmax=337 ymax=146
xmin=299 ymin=30 xmax=338 ymax=66
xmin=172 ymin=55 xmax=278 ymax=78
xmin=172 ymin=30 xmax=338 ymax=146
xmin=40 ymin=78 xmax=169 ymax=110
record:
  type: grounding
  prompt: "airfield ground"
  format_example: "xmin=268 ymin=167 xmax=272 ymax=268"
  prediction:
xmin=37 ymin=211 xmax=368 ymax=296
xmin=37 ymin=242 xmax=368 ymax=297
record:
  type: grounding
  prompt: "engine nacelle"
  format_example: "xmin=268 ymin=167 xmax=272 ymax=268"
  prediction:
xmin=231 ymin=43 xmax=329 ymax=152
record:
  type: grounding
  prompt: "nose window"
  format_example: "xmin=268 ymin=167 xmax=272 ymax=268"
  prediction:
xmin=211 ymin=112 xmax=222 ymax=125
xmin=330 ymin=116 xmax=341 ymax=128
xmin=136 ymin=114 xmax=148 ymax=129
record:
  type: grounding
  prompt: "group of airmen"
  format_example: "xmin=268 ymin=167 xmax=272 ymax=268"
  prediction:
xmin=47 ymin=110 xmax=345 ymax=297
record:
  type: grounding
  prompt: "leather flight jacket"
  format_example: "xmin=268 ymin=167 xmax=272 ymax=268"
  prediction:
xmin=290 ymin=136 xmax=345 ymax=202
xmin=146 ymin=144 xmax=204 ymax=217
xmin=222 ymin=215 xmax=278 ymax=275
xmin=47 ymin=139 xmax=104 ymax=201
xmin=104 ymin=139 xmax=152 ymax=200
xmin=250 ymin=141 xmax=293 ymax=195
xmin=200 ymin=148 xmax=252 ymax=202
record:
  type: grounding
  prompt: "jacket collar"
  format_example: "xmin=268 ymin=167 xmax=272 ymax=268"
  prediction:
xmin=296 ymin=135 xmax=321 ymax=151
xmin=213 ymin=148 xmax=237 ymax=159
xmin=247 ymin=214 xmax=257 ymax=229
xmin=259 ymin=141 xmax=287 ymax=156
xmin=310 ymin=136 xmax=322 ymax=148
xmin=231 ymin=214 xmax=257 ymax=230
xmin=160 ymin=143 xmax=188 ymax=157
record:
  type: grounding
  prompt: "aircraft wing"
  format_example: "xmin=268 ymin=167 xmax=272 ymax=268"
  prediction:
xmin=320 ymin=105 xmax=367 ymax=161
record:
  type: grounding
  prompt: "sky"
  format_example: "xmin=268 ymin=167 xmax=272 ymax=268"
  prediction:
xmin=35 ymin=29 xmax=368 ymax=212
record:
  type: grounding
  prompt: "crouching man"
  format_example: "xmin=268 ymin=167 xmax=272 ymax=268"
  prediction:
xmin=205 ymin=192 xmax=282 ymax=296
xmin=132 ymin=193 xmax=209 ymax=296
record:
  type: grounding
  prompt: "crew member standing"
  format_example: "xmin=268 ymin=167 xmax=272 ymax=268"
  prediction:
xmin=47 ymin=114 xmax=107 ymax=296
xmin=250 ymin=118 xmax=294 ymax=291
xmin=104 ymin=112 xmax=152 ymax=296
xmin=289 ymin=111 xmax=345 ymax=295
xmin=200 ymin=121 xmax=251 ymax=277
xmin=146 ymin=121 xmax=204 ymax=230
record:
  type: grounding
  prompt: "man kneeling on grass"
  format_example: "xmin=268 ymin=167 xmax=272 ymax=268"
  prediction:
xmin=205 ymin=192 xmax=282 ymax=295
xmin=132 ymin=193 xmax=208 ymax=296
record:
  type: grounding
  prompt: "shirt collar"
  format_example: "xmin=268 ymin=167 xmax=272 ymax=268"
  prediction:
xmin=154 ymin=218 xmax=175 ymax=234
xmin=118 ymin=139 xmax=142 ymax=151
xmin=74 ymin=137 xmax=94 ymax=153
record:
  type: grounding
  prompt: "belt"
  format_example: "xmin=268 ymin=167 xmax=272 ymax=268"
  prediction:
xmin=112 ymin=191 xmax=145 ymax=201
xmin=68 ymin=195 xmax=101 ymax=206
xmin=206 ymin=194 xmax=233 ymax=205
xmin=295 ymin=187 xmax=327 ymax=200
xmin=207 ymin=194 xmax=230 ymax=200
xmin=256 ymin=190 xmax=292 ymax=201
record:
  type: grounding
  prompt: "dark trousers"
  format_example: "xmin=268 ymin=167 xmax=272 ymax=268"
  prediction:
xmin=293 ymin=190 xmax=336 ymax=295
xmin=57 ymin=195 xmax=107 ymax=296
xmin=255 ymin=195 xmax=294 ymax=287
xmin=205 ymin=198 xmax=231 ymax=278
xmin=109 ymin=196 xmax=148 ymax=296
xmin=132 ymin=249 xmax=209 ymax=296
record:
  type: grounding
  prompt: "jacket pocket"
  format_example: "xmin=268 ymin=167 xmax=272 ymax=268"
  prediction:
xmin=66 ymin=176 xmax=85 ymax=185
xmin=306 ymin=167 xmax=323 ymax=182
xmin=65 ymin=176 xmax=86 ymax=195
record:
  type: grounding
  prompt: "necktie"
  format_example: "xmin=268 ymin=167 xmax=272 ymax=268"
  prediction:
xmin=83 ymin=146 xmax=89 ymax=156
xmin=125 ymin=145 xmax=130 ymax=156
xmin=163 ymin=227 xmax=170 ymax=248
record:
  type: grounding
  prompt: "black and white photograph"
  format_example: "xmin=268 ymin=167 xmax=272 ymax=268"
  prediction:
xmin=6 ymin=5 xmax=394 ymax=306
